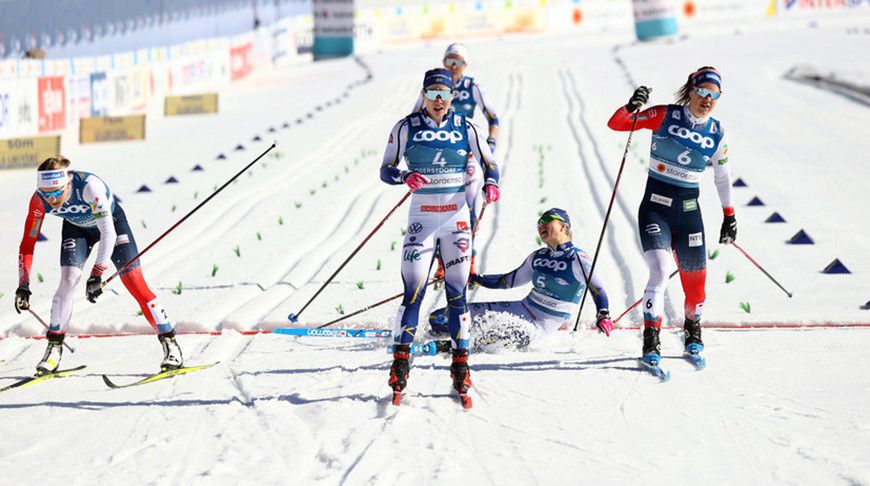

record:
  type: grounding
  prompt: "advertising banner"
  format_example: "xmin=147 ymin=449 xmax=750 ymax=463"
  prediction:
xmin=0 ymin=135 xmax=61 ymax=170
xmin=37 ymin=76 xmax=66 ymax=133
xmin=0 ymin=79 xmax=39 ymax=138
xmin=164 ymin=93 xmax=219 ymax=115
xmin=777 ymin=0 xmax=870 ymax=16
xmin=65 ymin=73 xmax=92 ymax=127
xmin=79 ymin=114 xmax=146 ymax=144
xmin=313 ymin=0 xmax=355 ymax=59
xmin=89 ymin=71 xmax=110 ymax=117
xmin=230 ymin=43 xmax=254 ymax=81
xmin=633 ymin=0 xmax=679 ymax=40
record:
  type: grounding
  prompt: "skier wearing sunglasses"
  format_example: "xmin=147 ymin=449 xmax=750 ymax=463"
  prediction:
xmin=607 ymin=67 xmax=735 ymax=367
xmin=428 ymin=208 xmax=612 ymax=351
xmin=14 ymin=157 xmax=183 ymax=375
xmin=414 ymin=43 xmax=500 ymax=280
xmin=381 ymin=68 xmax=501 ymax=406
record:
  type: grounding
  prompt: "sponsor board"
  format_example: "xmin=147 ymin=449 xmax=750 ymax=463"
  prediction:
xmin=0 ymin=135 xmax=61 ymax=170
xmin=0 ymin=79 xmax=38 ymax=138
xmin=38 ymin=76 xmax=66 ymax=133
xmin=164 ymin=93 xmax=219 ymax=116
xmin=230 ymin=43 xmax=254 ymax=81
xmin=80 ymin=114 xmax=145 ymax=144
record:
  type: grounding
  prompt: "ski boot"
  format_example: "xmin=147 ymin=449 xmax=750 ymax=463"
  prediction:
xmin=389 ymin=344 xmax=411 ymax=405
xmin=683 ymin=318 xmax=704 ymax=355
xmin=683 ymin=318 xmax=706 ymax=369
xmin=641 ymin=326 xmax=662 ymax=367
xmin=36 ymin=331 xmax=65 ymax=376
xmin=450 ymin=348 xmax=473 ymax=408
xmin=158 ymin=330 xmax=184 ymax=371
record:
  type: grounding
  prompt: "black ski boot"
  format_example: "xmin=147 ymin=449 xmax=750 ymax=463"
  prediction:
xmin=641 ymin=326 xmax=662 ymax=366
xmin=389 ymin=345 xmax=410 ymax=405
xmin=684 ymin=318 xmax=704 ymax=356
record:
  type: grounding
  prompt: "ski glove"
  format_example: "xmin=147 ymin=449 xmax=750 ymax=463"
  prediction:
xmin=484 ymin=184 xmax=500 ymax=204
xmin=719 ymin=214 xmax=737 ymax=244
xmin=403 ymin=172 xmax=430 ymax=192
xmin=14 ymin=285 xmax=31 ymax=314
xmin=596 ymin=309 xmax=613 ymax=337
xmin=86 ymin=275 xmax=103 ymax=303
xmin=627 ymin=86 xmax=652 ymax=112
xmin=486 ymin=136 xmax=497 ymax=153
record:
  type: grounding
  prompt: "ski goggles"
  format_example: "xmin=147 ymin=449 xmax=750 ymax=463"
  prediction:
xmin=444 ymin=57 xmax=466 ymax=68
xmin=538 ymin=212 xmax=569 ymax=226
xmin=424 ymin=89 xmax=453 ymax=101
xmin=694 ymin=88 xmax=721 ymax=100
xmin=39 ymin=187 xmax=66 ymax=199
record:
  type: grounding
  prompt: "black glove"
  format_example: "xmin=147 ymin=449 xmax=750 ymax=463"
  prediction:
xmin=14 ymin=285 xmax=31 ymax=314
xmin=486 ymin=136 xmax=497 ymax=153
xmin=627 ymin=86 xmax=652 ymax=112
xmin=86 ymin=275 xmax=103 ymax=303
xmin=720 ymin=214 xmax=737 ymax=244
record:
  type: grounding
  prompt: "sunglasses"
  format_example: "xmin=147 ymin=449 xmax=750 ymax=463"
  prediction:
xmin=39 ymin=187 xmax=66 ymax=199
xmin=538 ymin=213 xmax=567 ymax=226
xmin=444 ymin=58 xmax=465 ymax=68
xmin=694 ymin=88 xmax=721 ymax=100
xmin=424 ymin=89 xmax=453 ymax=101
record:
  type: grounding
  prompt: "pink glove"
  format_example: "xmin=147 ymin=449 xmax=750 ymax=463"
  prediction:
xmin=484 ymin=184 xmax=500 ymax=204
xmin=595 ymin=317 xmax=613 ymax=337
xmin=404 ymin=172 xmax=430 ymax=192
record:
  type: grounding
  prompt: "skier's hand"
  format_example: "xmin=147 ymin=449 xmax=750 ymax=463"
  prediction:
xmin=468 ymin=273 xmax=482 ymax=284
xmin=627 ymin=86 xmax=652 ymax=112
xmin=719 ymin=213 xmax=737 ymax=244
xmin=403 ymin=172 xmax=430 ymax=192
xmin=595 ymin=309 xmax=613 ymax=337
xmin=85 ymin=275 xmax=103 ymax=303
xmin=484 ymin=184 xmax=500 ymax=204
xmin=14 ymin=285 xmax=31 ymax=314
xmin=486 ymin=136 xmax=497 ymax=153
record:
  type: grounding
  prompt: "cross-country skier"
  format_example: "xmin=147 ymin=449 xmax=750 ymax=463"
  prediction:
xmin=381 ymin=68 xmax=500 ymax=405
xmin=14 ymin=157 xmax=183 ymax=374
xmin=428 ymin=209 xmax=613 ymax=350
xmin=414 ymin=43 xmax=500 ymax=277
xmin=606 ymin=67 xmax=736 ymax=367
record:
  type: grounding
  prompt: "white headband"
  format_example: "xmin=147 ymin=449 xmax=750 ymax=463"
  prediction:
xmin=37 ymin=169 xmax=70 ymax=190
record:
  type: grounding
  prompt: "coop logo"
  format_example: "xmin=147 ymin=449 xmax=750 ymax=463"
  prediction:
xmin=412 ymin=130 xmax=464 ymax=143
xmin=533 ymin=258 xmax=568 ymax=271
xmin=668 ymin=126 xmax=714 ymax=149
xmin=457 ymin=90 xmax=471 ymax=101
xmin=52 ymin=204 xmax=91 ymax=215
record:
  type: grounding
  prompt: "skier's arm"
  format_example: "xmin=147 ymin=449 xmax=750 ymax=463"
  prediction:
xmin=574 ymin=252 xmax=609 ymax=313
xmin=18 ymin=193 xmax=44 ymax=287
xmin=474 ymin=254 xmax=534 ymax=289
xmin=83 ymin=178 xmax=116 ymax=277
xmin=606 ymin=105 xmax=667 ymax=132
xmin=472 ymin=83 xmax=499 ymax=135
xmin=467 ymin=120 xmax=499 ymax=186
xmin=380 ymin=119 xmax=410 ymax=185
xmin=710 ymin=132 xmax=734 ymax=213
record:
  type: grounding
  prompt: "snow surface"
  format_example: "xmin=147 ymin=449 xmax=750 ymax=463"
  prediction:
xmin=2 ymin=21 xmax=870 ymax=485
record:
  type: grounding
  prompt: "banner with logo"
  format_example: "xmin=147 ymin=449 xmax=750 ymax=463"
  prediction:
xmin=313 ymin=0 xmax=355 ymax=59
xmin=777 ymin=0 xmax=870 ymax=16
xmin=66 ymin=73 xmax=92 ymax=128
xmin=679 ymin=0 xmax=776 ymax=23
xmin=89 ymin=71 xmax=110 ymax=117
xmin=0 ymin=135 xmax=61 ymax=170
xmin=0 ymin=79 xmax=39 ymax=138
xmin=164 ymin=93 xmax=219 ymax=115
xmin=79 ymin=114 xmax=146 ymax=144
xmin=230 ymin=43 xmax=254 ymax=81
xmin=38 ymin=76 xmax=66 ymax=133
xmin=632 ymin=0 xmax=679 ymax=41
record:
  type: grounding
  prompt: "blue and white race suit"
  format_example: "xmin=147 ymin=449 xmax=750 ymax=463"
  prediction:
xmin=381 ymin=110 xmax=499 ymax=350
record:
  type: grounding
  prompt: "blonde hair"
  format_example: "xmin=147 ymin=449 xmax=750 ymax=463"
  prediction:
xmin=38 ymin=156 xmax=71 ymax=171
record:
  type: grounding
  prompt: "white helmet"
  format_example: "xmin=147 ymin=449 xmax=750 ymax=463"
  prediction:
xmin=443 ymin=43 xmax=469 ymax=63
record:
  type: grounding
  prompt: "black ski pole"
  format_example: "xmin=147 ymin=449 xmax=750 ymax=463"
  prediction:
xmin=573 ymin=109 xmax=641 ymax=331
xmin=287 ymin=191 xmax=412 ymax=323
xmin=104 ymin=142 xmax=277 ymax=286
